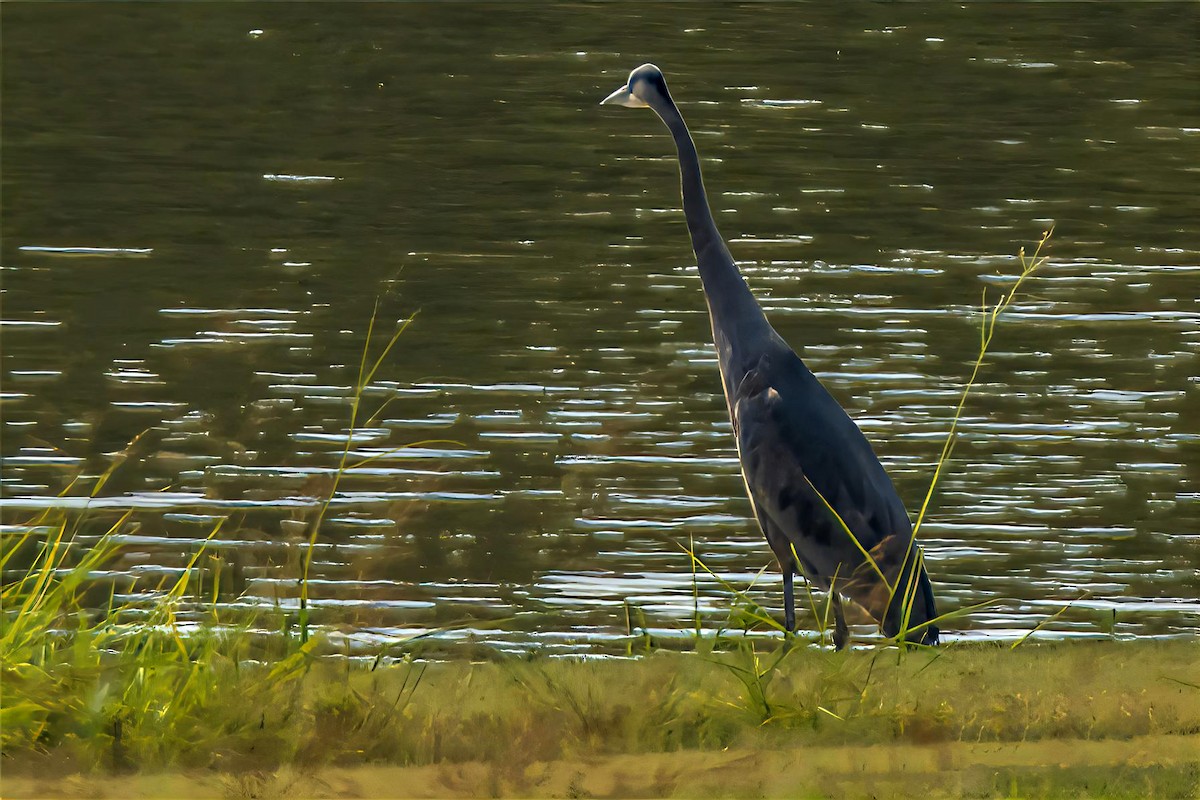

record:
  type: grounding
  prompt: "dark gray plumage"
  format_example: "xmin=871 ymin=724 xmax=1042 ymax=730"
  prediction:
xmin=602 ymin=64 xmax=938 ymax=648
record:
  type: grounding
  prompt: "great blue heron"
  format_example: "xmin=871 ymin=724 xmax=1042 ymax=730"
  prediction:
xmin=602 ymin=64 xmax=938 ymax=648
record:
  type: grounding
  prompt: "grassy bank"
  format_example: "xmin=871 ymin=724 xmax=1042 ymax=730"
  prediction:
xmin=4 ymin=513 xmax=1197 ymax=790
xmin=3 ymin=637 xmax=1198 ymax=797
xmin=6 ymin=510 xmax=1197 ymax=798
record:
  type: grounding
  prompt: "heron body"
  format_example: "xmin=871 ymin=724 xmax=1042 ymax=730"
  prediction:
xmin=602 ymin=64 xmax=938 ymax=647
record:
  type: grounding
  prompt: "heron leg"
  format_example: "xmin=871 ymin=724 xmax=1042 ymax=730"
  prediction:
xmin=831 ymin=591 xmax=849 ymax=651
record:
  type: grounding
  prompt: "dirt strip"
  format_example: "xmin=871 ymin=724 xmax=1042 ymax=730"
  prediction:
xmin=6 ymin=733 xmax=1198 ymax=799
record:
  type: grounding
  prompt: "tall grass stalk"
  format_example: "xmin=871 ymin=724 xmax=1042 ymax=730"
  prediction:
xmin=296 ymin=305 xmax=415 ymax=642
xmin=782 ymin=232 xmax=1054 ymax=648
xmin=293 ymin=303 xmax=463 ymax=642
xmin=912 ymin=229 xmax=1054 ymax=537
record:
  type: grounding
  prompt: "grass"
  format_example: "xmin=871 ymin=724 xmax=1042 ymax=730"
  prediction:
xmin=0 ymin=495 xmax=316 ymax=772
xmin=5 ymin=233 xmax=1197 ymax=796
xmin=1 ymin=296 xmax=425 ymax=770
xmin=2 ymin=641 xmax=1198 ymax=796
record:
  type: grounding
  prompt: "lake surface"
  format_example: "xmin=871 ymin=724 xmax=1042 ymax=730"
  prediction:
xmin=3 ymin=4 xmax=1197 ymax=653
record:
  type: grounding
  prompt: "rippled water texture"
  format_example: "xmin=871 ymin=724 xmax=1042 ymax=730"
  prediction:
xmin=3 ymin=4 xmax=1197 ymax=652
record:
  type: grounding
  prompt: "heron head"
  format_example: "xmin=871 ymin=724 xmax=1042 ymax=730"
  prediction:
xmin=600 ymin=63 xmax=670 ymax=109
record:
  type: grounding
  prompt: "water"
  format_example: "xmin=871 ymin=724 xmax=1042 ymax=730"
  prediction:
xmin=3 ymin=4 xmax=1197 ymax=653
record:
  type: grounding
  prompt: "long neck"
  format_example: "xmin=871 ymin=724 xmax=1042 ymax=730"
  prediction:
xmin=659 ymin=104 xmax=721 ymax=258
xmin=651 ymin=96 xmax=770 ymax=353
